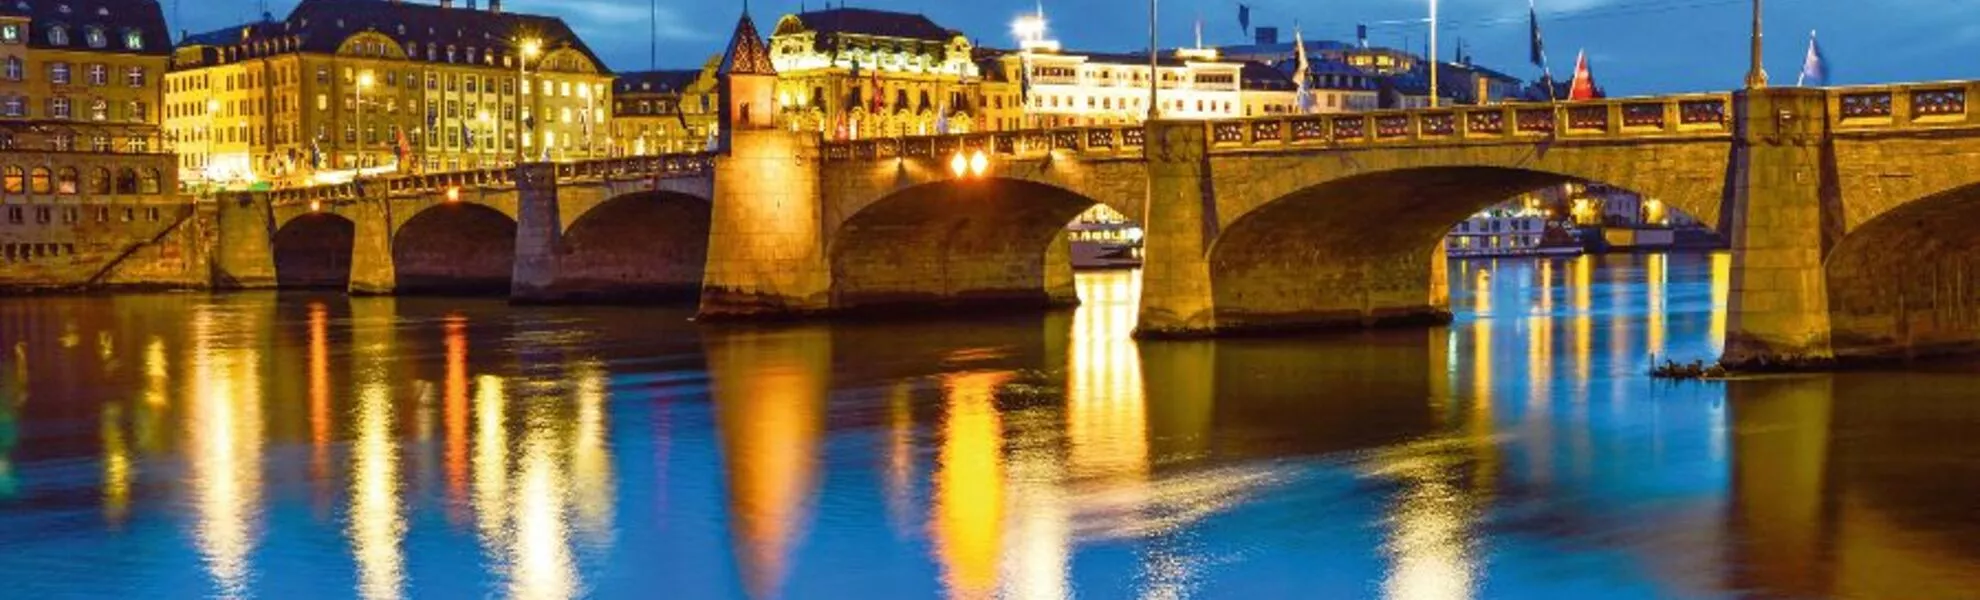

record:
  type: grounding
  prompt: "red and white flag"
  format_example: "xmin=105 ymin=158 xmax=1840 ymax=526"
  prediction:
xmin=1567 ymin=50 xmax=1598 ymax=101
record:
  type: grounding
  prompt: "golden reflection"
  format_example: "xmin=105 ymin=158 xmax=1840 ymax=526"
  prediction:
xmin=309 ymin=302 xmax=333 ymax=487
xmin=1646 ymin=254 xmax=1668 ymax=358
xmin=1571 ymin=255 xmax=1594 ymax=386
xmin=569 ymin=360 xmax=616 ymax=545
xmin=443 ymin=315 xmax=470 ymax=516
xmin=1067 ymin=271 xmax=1147 ymax=481
xmin=708 ymin=327 xmax=828 ymax=600
xmin=510 ymin=409 xmax=577 ymax=600
xmin=1729 ymin=376 xmax=1834 ymax=597
xmin=1001 ymin=405 xmax=1070 ymax=600
xmin=472 ymin=374 xmax=511 ymax=550
xmin=932 ymin=371 xmax=1009 ymax=600
xmin=883 ymin=381 xmax=917 ymax=532
xmin=100 ymin=403 xmax=130 ymax=526
xmin=137 ymin=336 xmax=168 ymax=452
xmin=186 ymin=309 xmax=265 ymax=599
xmin=349 ymin=379 xmax=405 ymax=600
xmin=1371 ymin=447 xmax=1478 ymax=600
xmin=1709 ymin=252 xmax=1731 ymax=354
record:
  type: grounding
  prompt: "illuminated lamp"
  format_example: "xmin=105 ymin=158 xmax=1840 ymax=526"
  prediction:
xmin=949 ymin=152 xmax=968 ymax=178
xmin=968 ymin=150 xmax=988 ymax=177
xmin=446 ymin=186 xmax=461 ymax=202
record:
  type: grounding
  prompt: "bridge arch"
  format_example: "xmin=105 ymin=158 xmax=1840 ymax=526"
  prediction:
xmin=555 ymin=190 xmax=713 ymax=301
xmin=272 ymin=212 xmax=356 ymax=289
xmin=392 ymin=202 xmax=517 ymax=294
xmin=829 ymin=177 xmax=1119 ymax=312
xmin=1824 ymin=181 xmax=1980 ymax=359
xmin=1204 ymin=159 xmax=1718 ymax=331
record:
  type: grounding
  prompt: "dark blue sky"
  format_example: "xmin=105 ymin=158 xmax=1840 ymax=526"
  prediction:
xmin=184 ymin=0 xmax=1978 ymax=96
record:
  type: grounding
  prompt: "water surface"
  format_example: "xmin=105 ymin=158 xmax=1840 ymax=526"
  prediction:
xmin=2 ymin=254 xmax=1978 ymax=598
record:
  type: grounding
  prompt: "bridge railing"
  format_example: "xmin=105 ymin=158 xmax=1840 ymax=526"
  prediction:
xmin=266 ymin=152 xmax=715 ymax=206
xmin=1827 ymin=80 xmax=1976 ymax=132
xmin=820 ymin=94 xmax=1735 ymax=163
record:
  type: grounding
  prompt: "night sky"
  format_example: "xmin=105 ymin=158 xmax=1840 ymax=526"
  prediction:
xmin=179 ymin=0 xmax=1980 ymax=96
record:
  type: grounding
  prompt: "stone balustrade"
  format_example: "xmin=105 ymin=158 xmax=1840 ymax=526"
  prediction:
xmin=265 ymin=152 xmax=716 ymax=207
xmin=1828 ymin=81 xmax=1976 ymax=131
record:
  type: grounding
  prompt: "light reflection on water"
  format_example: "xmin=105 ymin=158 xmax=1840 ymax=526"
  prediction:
xmin=1 ymin=253 xmax=1979 ymax=598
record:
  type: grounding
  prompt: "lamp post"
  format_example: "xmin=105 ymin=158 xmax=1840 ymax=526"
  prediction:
xmin=1744 ymin=0 xmax=1767 ymax=89
xmin=516 ymin=38 xmax=541 ymax=163
xmin=1428 ymin=0 xmax=1439 ymax=107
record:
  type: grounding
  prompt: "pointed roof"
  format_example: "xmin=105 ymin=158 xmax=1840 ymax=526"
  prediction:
xmin=720 ymin=12 xmax=776 ymax=76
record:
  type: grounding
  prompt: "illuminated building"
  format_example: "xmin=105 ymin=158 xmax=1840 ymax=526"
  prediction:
xmin=609 ymin=59 xmax=718 ymax=156
xmin=165 ymin=0 xmax=614 ymax=188
xmin=767 ymin=8 xmax=980 ymax=139
xmin=0 ymin=0 xmax=171 ymax=150
xmin=983 ymin=8 xmax=1297 ymax=129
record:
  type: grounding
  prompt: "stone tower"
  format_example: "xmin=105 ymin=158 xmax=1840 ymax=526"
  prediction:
xmin=717 ymin=10 xmax=777 ymax=152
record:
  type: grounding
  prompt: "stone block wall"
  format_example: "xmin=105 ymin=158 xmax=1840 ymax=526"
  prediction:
xmin=2 ymin=200 xmax=211 ymax=291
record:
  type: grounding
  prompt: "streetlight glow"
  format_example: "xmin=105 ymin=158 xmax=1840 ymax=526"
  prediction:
xmin=950 ymin=152 xmax=969 ymax=178
xmin=969 ymin=150 xmax=988 ymax=177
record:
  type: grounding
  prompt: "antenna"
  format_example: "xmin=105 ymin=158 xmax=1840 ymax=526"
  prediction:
xmin=649 ymin=0 xmax=656 ymax=70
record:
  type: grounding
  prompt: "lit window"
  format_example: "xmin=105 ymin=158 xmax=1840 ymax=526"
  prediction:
xmin=50 ymin=96 xmax=69 ymax=118
xmin=84 ymin=26 xmax=103 ymax=48
xmin=122 ymin=29 xmax=140 ymax=49
xmin=0 ymin=24 xmax=17 ymax=43
xmin=46 ymin=25 xmax=66 ymax=46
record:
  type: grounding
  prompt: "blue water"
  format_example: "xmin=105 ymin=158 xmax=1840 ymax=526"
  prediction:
xmin=2 ymin=253 xmax=1978 ymax=599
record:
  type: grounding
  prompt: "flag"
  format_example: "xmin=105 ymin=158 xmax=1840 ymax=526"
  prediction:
xmin=1238 ymin=4 xmax=1251 ymax=36
xmin=1018 ymin=53 xmax=1033 ymax=108
xmin=1798 ymin=30 xmax=1829 ymax=87
xmin=462 ymin=125 xmax=473 ymax=150
xmin=936 ymin=99 xmax=949 ymax=134
xmin=395 ymin=127 xmax=411 ymax=166
xmin=309 ymin=137 xmax=323 ymax=170
xmin=1528 ymin=1 xmax=1546 ymax=67
xmin=1567 ymin=50 xmax=1597 ymax=101
xmin=1293 ymin=26 xmax=1314 ymax=113
xmin=869 ymin=62 xmax=884 ymax=114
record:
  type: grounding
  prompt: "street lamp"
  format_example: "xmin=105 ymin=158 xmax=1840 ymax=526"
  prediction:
xmin=1428 ymin=0 xmax=1439 ymax=107
xmin=517 ymin=38 xmax=541 ymax=163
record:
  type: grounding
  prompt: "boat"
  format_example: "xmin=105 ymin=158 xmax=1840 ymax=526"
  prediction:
xmin=1067 ymin=205 xmax=1143 ymax=269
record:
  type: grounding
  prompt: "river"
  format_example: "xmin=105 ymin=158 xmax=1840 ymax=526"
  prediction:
xmin=1 ymin=253 xmax=1978 ymax=598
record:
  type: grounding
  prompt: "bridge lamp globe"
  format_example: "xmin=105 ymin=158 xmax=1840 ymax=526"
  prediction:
xmin=309 ymin=200 xmax=322 ymax=213
xmin=950 ymin=152 xmax=969 ymax=178
xmin=446 ymin=186 xmax=461 ymax=203
xmin=969 ymin=150 xmax=989 ymax=177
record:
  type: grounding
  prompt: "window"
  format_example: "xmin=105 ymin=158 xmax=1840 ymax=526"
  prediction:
xmin=87 ymin=167 xmax=108 ymax=194
xmin=50 ymin=96 xmax=69 ymax=119
xmin=2 ymin=57 xmax=17 ymax=80
xmin=122 ymin=29 xmax=140 ymax=50
xmin=1 ymin=95 xmax=18 ymax=117
xmin=124 ymin=65 xmax=142 ymax=87
xmin=49 ymin=62 xmax=68 ymax=84
xmin=125 ymin=136 xmax=146 ymax=153
xmin=84 ymin=26 xmax=103 ymax=48
xmin=27 ymin=166 xmax=48 ymax=193
xmin=90 ymin=98 xmax=105 ymax=120
xmin=126 ymin=101 xmax=143 ymax=121
xmin=113 ymin=168 xmax=135 ymax=193
xmin=0 ymin=24 xmax=16 ymax=43
xmin=138 ymin=168 xmax=159 ymax=193
xmin=51 ymin=133 xmax=72 ymax=151
xmin=46 ymin=25 xmax=66 ymax=46
xmin=55 ymin=167 xmax=75 ymax=194
xmin=2 ymin=166 xmax=20 ymax=193
xmin=86 ymin=63 xmax=105 ymax=85
xmin=89 ymin=135 xmax=107 ymax=152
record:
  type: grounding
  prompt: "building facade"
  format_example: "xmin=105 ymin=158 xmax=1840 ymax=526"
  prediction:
xmin=610 ymin=58 xmax=719 ymax=156
xmin=766 ymin=8 xmax=980 ymax=139
xmin=0 ymin=0 xmax=170 ymax=152
xmin=166 ymin=0 xmax=613 ymax=189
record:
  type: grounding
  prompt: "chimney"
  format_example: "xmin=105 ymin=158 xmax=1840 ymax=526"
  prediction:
xmin=1254 ymin=26 xmax=1277 ymax=46
xmin=439 ymin=0 xmax=452 ymax=8
xmin=489 ymin=0 xmax=501 ymax=12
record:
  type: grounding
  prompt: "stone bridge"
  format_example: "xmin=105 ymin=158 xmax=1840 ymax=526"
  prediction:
xmin=215 ymin=81 xmax=1980 ymax=366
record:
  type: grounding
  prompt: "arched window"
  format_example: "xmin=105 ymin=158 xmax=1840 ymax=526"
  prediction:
xmin=137 ymin=168 xmax=159 ymax=194
xmin=83 ymin=26 xmax=104 ymax=48
xmin=1 ymin=166 xmax=19 ymax=193
xmin=54 ymin=167 xmax=75 ymax=194
xmin=46 ymin=25 xmax=66 ymax=46
xmin=87 ymin=167 xmax=109 ymax=194
xmin=28 ymin=167 xmax=49 ymax=193
xmin=113 ymin=167 xmax=136 ymax=193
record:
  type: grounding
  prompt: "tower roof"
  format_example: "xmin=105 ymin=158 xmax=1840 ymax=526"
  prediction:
xmin=719 ymin=12 xmax=775 ymax=76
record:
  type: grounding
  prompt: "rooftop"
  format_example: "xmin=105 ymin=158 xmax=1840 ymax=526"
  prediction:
xmin=0 ymin=0 xmax=170 ymax=56
xmin=176 ymin=0 xmax=607 ymax=73
xmin=783 ymin=8 xmax=959 ymax=42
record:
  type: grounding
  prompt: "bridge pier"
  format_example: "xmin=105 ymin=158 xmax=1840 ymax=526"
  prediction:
xmin=1722 ymin=88 xmax=1838 ymax=368
xmin=213 ymin=192 xmax=277 ymax=289
xmin=698 ymin=129 xmax=833 ymax=318
xmin=346 ymin=199 xmax=398 ymax=295
xmin=510 ymin=163 xmax=565 ymax=303
xmin=1135 ymin=120 xmax=1220 ymax=337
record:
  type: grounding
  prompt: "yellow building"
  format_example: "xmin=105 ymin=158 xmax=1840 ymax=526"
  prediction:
xmin=767 ymin=8 xmax=980 ymax=139
xmin=0 ymin=0 xmax=170 ymax=153
xmin=609 ymin=57 xmax=719 ymax=156
xmin=165 ymin=0 xmax=614 ymax=189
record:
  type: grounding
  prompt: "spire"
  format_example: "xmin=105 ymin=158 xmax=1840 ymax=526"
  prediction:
xmin=719 ymin=10 xmax=776 ymax=76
